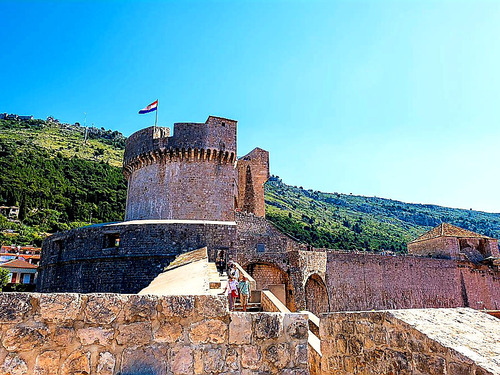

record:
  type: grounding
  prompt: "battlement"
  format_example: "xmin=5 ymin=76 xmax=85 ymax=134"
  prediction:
xmin=123 ymin=116 xmax=237 ymax=176
xmin=123 ymin=116 xmax=238 ymax=222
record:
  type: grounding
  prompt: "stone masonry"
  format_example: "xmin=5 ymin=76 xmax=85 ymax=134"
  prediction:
xmin=319 ymin=308 xmax=500 ymax=374
xmin=0 ymin=293 xmax=309 ymax=375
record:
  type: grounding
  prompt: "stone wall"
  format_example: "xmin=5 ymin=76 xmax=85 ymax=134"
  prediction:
xmin=125 ymin=158 xmax=236 ymax=221
xmin=38 ymin=222 xmax=236 ymax=294
xmin=237 ymin=148 xmax=269 ymax=217
xmin=324 ymin=251 xmax=500 ymax=311
xmin=319 ymin=308 xmax=500 ymax=375
xmin=407 ymin=237 xmax=459 ymax=258
xmin=0 ymin=293 xmax=309 ymax=375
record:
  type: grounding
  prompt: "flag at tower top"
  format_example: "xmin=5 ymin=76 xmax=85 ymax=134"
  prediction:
xmin=139 ymin=100 xmax=158 ymax=114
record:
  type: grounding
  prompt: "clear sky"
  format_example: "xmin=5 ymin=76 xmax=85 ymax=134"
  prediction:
xmin=2 ymin=0 xmax=500 ymax=212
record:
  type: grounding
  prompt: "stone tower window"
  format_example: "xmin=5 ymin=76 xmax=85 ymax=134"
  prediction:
xmin=103 ymin=233 xmax=120 ymax=249
xmin=256 ymin=243 xmax=265 ymax=253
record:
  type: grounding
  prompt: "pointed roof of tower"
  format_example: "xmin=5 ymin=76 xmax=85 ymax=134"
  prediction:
xmin=409 ymin=222 xmax=493 ymax=244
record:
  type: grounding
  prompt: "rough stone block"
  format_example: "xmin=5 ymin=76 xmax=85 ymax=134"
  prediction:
xmin=0 ymin=293 xmax=32 ymax=323
xmin=122 ymin=294 xmax=158 ymax=322
xmin=34 ymin=350 xmax=60 ymax=375
xmin=121 ymin=346 xmax=166 ymax=375
xmin=203 ymin=347 xmax=225 ymax=373
xmin=189 ymin=319 xmax=227 ymax=344
xmin=96 ymin=352 xmax=115 ymax=375
xmin=84 ymin=294 xmax=124 ymax=324
xmin=61 ymin=350 xmax=91 ymax=375
xmin=77 ymin=327 xmax=114 ymax=346
xmin=39 ymin=293 xmax=82 ymax=322
xmin=240 ymin=345 xmax=262 ymax=370
xmin=2 ymin=323 xmax=49 ymax=351
xmin=161 ymin=296 xmax=195 ymax=319
xmin=53 ymin=326 xmax=76 ymax=347
xmin=284 ymin=314 xmax=307 ymax=341
xmin=229 ymin=313 xmax=252 ymax=345
xmin=0 ymin=353 xmax=28 ymax=375
xmin=195 ymin=295 xmax=227 ymax=318
xmin=153 ymin=322 xmax=183 ymax=343
xmin=254 ymin=313 xmax=283 ymax=340
xmin=264 ymin=343 xmax=290 ymax=369
xmin=116 ymin=321 xmax=152 ymax=346
xmin=170 ymin=346 xmax=193 ymax=374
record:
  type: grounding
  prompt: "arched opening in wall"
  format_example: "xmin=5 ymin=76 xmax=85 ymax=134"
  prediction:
xmin=245 ymin=262 xmax=295 ymax=311
xmin=305 ymin=274 xmax=329 ymax=316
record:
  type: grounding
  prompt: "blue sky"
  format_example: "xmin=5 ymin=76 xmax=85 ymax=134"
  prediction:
xmin=2 ymin=0 xmax=500 ymax=212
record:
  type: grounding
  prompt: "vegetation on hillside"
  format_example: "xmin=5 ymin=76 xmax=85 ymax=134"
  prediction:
xmin=265 ymin=176 xmax=500 ymax=252
xmin=0 ymin=118 xmax=127 ymax=245
xmin=1 ymin=116 xmax=500 ymax=252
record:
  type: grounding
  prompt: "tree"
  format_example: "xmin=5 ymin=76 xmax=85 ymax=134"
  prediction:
xmin=0 ymin=268 xmax=10 ymax=290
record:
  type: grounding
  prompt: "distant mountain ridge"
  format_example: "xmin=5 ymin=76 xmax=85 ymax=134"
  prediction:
xmin=1 ymin=115 xmax=499 ymax=252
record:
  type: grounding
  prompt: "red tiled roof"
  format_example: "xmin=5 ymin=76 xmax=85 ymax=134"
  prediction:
xmin=409 ymin=223 xmax=494 ymax=244
xmin=0 ymin=258 xmax=38 ymax=269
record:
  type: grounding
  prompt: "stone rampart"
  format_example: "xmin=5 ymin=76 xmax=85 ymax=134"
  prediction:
xmin=38 ymin=221 xmax=236 ymax=293
xmin=0 ymin=293 xmax=309 ymax=375
xmin=237 ymin=148 xmax=269 ymax=217
xmin=324 ymin=251 xmax=500 ymax=311
xmin=319 ymin=308 xmax=500 ymax=374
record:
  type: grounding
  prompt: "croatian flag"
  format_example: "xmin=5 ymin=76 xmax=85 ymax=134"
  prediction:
xmin=139 ymin=100 xmax=158 ymax=114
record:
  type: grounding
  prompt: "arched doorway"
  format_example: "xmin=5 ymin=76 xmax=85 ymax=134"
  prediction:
xmin=305 ymin=274 xmax=329 ymax=316
xmin=245 ymin=262 xmax=295 ymax=311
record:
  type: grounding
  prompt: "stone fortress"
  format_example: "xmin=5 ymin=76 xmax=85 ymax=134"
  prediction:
xmin=25 ymin=115 xmax=500 ymax=374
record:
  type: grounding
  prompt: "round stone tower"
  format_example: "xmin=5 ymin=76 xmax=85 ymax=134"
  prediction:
xmin=123 ymin=116 xmax=237 ymax=221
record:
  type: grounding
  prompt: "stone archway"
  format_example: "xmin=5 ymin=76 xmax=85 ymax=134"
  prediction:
xmin=245 ymin=262 xmax=295 ymax=311
xmin=305 ymin=273 xmax=329 ymax=316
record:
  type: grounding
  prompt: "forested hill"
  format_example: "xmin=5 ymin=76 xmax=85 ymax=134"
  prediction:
xmin=265 ymin=176 xmax=500 ymax=252
xmin=0 ymin=117 xmax=126 ymax=245
xmin=1 ymin=116 xmax=499 ymax=251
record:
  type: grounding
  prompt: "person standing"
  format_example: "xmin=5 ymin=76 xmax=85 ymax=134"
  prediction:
xmin=238 ymin=275 xmax=250 ymax=312
xmin=224 ymin=276 xmax=239 ymax=311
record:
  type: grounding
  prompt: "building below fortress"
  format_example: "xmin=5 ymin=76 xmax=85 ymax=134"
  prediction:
xmin=38 ymin=116 xmax=500 ymax=315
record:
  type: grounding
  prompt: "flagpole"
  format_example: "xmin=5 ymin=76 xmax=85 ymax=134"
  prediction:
xmin=155 ymin=100 xmax=158 ymax=128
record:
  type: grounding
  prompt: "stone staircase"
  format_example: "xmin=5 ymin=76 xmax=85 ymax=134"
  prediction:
xmin=219 ymin=271 xmax=262 ymax=312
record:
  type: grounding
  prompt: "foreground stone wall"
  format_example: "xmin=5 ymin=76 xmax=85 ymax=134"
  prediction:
xmin=0 ymin=293 xmax=309 ymax=375
xmin=38 ymin=222 xmax=236 ymax=293
xmin=319 ymin=308 xmax=500 ymax=375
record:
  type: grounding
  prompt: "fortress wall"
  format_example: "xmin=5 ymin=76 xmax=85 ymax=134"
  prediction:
xmin=407 ymin=237 xmax=459 ymax=258
xmin=325 ymin=253 xmax=464 ymax=312
xmin=319 ymin=308 xmax=499 ymax=375
xmin=459 ymin=266 xmax=500 ymax=310
xmin=237 ymin=148 xmax=270 ymax=217
xmin=125 ymin=159 xmax=236 ymax=221
xmin=0 ymin=293 xmax=309 ymax=375
xmin=38 ymin=222 xmax=236 ymax=293
xmin=325 ymin=252 xmax=500 ymax=311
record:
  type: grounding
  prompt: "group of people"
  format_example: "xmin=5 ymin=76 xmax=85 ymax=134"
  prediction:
xmin=224 ymin=262 xmax=251 ymax=311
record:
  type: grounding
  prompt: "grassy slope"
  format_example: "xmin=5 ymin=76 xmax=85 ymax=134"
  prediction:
xmin=1 ymin=117 xmax=499 ymax=252
xmin=265 ymin=176 xmax=500 ymax=252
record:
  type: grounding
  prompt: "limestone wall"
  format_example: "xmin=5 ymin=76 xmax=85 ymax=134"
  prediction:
xmin=324 ymin=251 xmax=500 ymax=311
xmin=0 ymin=293 xmax=309 ymax=375
xmin=407 ymin=236 xmax=459 ymax=258
xmin=319 ymin=308 xmax=500 ymax=375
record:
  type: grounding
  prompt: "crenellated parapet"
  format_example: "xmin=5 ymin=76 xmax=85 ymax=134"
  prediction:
xmin=123 ymin=146 xmax=237 ymax=179
xmin=123 ymin=116 xmax=237 ymax=179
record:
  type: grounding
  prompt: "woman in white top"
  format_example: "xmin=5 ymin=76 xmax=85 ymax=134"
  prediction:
xmin=224 ymin=276 xmax=239 ymax=311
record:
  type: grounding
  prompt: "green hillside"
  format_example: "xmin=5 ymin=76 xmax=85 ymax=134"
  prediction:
xmin=265 ymin=176 xmax=500 ymax=252
xmin=1 ymin=116 xmax=499 ymax=252
xmin=0 ymin=118 xmax=126 ymax=245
